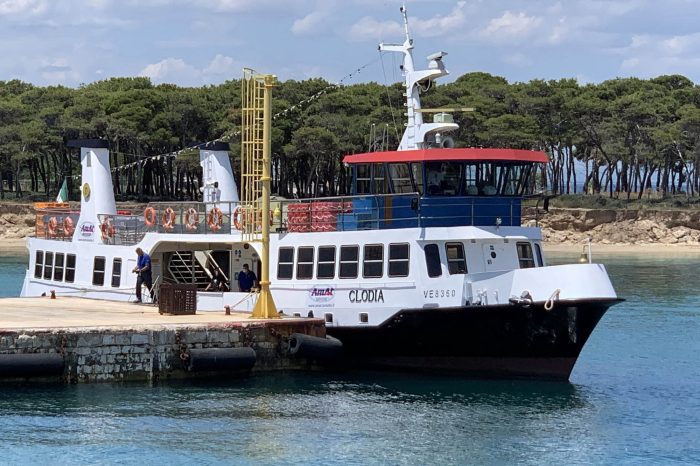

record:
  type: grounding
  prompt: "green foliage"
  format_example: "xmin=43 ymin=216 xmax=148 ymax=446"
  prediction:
xmin=2 ymin=70 xmax=700 ymax=201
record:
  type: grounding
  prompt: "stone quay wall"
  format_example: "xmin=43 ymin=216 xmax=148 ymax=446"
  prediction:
xmin=0 ymin=320 xmax=325 ymax=383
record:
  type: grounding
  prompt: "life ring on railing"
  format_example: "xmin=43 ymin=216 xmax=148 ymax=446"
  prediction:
xmin=161 ymin=207 xmax=176 ymax=231
xmin=207 ymin=207 xmax=223 ymax=231
xmin=47 ymin=217 xmax=58 ymax=237
xmin=232 ymin=206 xmax=243 ymax=230
xmin=185 ymin=208 xmax=199 ymax=231
xmin=63 ymin=216 xmax=75 ymax=236
xmin=257 ymin=210 xmax=274 ymax=229
xmin=100 ymin=217 xmax=115 ymax=241
xmin=144 ymin=207 xmax=157 ymax=227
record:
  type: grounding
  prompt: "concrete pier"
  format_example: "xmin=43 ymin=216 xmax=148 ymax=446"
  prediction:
xmin=0 ymin=297 xmax=326 ymax=383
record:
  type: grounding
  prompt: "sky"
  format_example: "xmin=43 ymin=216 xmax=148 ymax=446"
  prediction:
xmin=1 ymin=0 xmax=700 ymax=88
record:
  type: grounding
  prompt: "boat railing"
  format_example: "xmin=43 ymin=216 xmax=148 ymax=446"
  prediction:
xmin=46 ymin=194 xmax=524 ymax=246
xmin=98 ymin=201 xmax=240 ymax=245
xmin=34 ymin=207 xmax=80 ymax=241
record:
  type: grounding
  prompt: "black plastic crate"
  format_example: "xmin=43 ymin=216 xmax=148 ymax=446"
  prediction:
xmin=159 ymin=283 xmax=197 ymax=315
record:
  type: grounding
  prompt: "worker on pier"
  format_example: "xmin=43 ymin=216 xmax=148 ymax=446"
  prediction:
xmin=133 ymin=247 xmax=153 ymax=303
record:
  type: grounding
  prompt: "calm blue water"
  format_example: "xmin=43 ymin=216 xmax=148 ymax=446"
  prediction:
xmin=0 ymin=252 xmax=698 ymax=465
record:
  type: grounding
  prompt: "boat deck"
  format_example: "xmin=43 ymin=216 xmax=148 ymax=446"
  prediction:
xmin=0 ymin=296 xmax=303 ymax=330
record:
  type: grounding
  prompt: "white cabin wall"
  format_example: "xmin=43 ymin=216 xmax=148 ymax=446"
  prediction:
xmin=199 ymin=149 xmax=239 ymax=203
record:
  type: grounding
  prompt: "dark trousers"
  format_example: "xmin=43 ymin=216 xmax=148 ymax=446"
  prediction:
xmin=136 ymin=273 xmax=153 ymax=301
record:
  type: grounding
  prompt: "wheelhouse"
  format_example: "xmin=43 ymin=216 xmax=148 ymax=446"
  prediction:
xmin=343 ymin=148 xmax=549 ymax=228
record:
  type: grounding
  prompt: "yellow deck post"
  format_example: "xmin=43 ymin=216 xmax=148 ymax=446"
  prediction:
xmin=241 ymin=69 xmax=279 ymax=319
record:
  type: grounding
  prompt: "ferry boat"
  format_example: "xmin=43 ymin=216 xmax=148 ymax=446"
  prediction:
xmin=20 ymin=7 xmax=621 ymax=379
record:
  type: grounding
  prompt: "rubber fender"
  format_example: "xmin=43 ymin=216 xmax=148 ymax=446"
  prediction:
xmin=187 ymin=347 xmax=256 ymax=372
xmin=0 ymin=353 xmax=65 ymax=378
xmin=288 ymin=333 xmax=343 ymax=363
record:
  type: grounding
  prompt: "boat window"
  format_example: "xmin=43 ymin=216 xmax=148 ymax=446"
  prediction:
xmin=111 ymin=258 xmax=122 ymax=288
xmin=317 ymin=246 xmax=336 ymax=279
xmin=43 ymin=252 xmax=54 ymax=280
xmin=389 ymin=163 xmax=413 ymax=194
xmin=424 ymin=244 xmax=442 ymax=277
xmin=34 ymin=250 xmax=44 ymax=278
xmin=356 ymin=164 xmax=371 ymax=194
xmin=54 ymin=253 xmax=65 ymax=282
xmin=92 ymin=256 xmax=106 ymax=286
xmin=65 ymin=254 xmax=76 ymax=283
xmin=388 ymin=243 xmax=409 ymax=277
xmin=363 ymin=244 xmax=383 ymax=278
xmin=372 ymin=163 xmax=388 ymax=194
xmin=534 ymin=243 xmax=544 ymax=267
xmin=339 ymin=245 xmax=359 ymax=279
xmin=296 ymin=247 xmax=314 ymax=280
xmin=517 ymin=242 xmax=536 ymax=268
xmin=277 ymin=247 xmax=294 ymax=280
xmin=425 ymin=161 xmax=461 ymax=196
xmin=411 ymin=163 xmax=424 ymax=195
xmin=445 ymin=243 xmax=467 ymax=274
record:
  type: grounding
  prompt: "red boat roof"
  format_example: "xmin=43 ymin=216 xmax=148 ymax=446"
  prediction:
xmin=343 ymin=148 xmax=549 ymax=164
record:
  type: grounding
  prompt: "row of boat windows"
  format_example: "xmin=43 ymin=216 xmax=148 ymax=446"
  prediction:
xmin=34 ymin=250 xmax=123 ymax=288
xmin=277 ymin=241 xmax=542 ymax=281
xmin=354 ymin=162 xmax=533 ymax=196
xmin=278 ymin=243 xmax=410 ymax=280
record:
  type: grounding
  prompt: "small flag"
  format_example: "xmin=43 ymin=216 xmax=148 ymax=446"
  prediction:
xmin=56 ymin=179 xmax=68 ymax=203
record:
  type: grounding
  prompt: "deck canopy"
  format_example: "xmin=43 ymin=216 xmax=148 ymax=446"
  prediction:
xmin=343 ymin=148 xmax=549 ymax=165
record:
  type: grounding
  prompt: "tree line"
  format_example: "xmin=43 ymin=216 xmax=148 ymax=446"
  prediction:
xmin=1 ymin=72 xmax=699 ymax=201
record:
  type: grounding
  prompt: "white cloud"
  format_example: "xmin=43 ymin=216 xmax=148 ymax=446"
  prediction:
xmin=0 ymin=0 xmax=47 ymax=16
xmin=480 ymin=11 xmax=543 ymax=43
xmin=292 ymin=10 xmax=329 ymax=35
xmin=349 ymin=1 xmax=467 ymax=41
xmin=140 ymin=54 xmax=237 ymax=85
xmin=618 ymin=32 xmax=700 ymax=78
xmin=503 ymin=53 xmax=533 ymax=67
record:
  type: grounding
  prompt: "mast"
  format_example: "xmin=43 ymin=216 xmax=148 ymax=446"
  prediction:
xmin=379 ymin=5 xmax=459 ymax=150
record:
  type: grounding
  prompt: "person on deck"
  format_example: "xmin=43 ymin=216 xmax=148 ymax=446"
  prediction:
xmin=133 ymin=247 xmax=153 ymax=303
xmin=237 ymin=264 xmax=257 ymax=292
xmin=205 ymin=268 xmax=229 ymax=292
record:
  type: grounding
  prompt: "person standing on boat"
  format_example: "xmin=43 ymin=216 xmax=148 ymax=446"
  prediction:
xmin=212 ymin=181 xmax=221 ymax=203
xmin=133 ymin=247 xmax=153 ymax=303
xmin=237 ymin=264 xmax=257 ymax=292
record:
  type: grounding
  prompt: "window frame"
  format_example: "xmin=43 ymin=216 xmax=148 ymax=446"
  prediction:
xmin=277 ymin=247 xmax=294 ymax=280
xmin=388 ymin=243 xmax=410 ymax=278
xmin=43 ymin=252 xmax=54 ymax=280
xmin=517 ymin=242 xmax=536 ymax=269
xmin=424 ymin=244 xmax=442 ymax=278
xmin=111 ymin=257 xmax=123 ymax=288
xmin=92 ymin=256 xmax=106 ymax=286
xmin=65 ymin=254 xmax=76 ymax=283
xmin=34 ymin=250 xmax=44 ymax=279
xmin=339 ymin=245 xmax=359 ymax=279
xmin=445 ymin=242 xmax=467 ymax=275
xmin=362 ymin=244 xmax=384 ymax=279
xmin=54 ymin=253 xmax=65 ymax=282
xmin=316 ymin=246 xmax=336 ymax=280
xmin=296 ymin=246 xmax=314 ymax=280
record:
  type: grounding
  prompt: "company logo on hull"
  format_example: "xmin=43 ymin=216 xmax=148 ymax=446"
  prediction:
xmin=78 ymin=222 xmax=95 ymax=241
xmin=307 ymin=286 xmax=336 ymax=308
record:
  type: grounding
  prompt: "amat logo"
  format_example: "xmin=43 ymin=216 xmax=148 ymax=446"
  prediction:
xmin=307 ymin=286 xmax=336 ymax=308
xmin=78 ymin=222 xmax=95 ymax=239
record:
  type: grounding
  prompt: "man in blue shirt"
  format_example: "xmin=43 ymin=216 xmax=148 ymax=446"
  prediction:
xmin=237 ymin=264 xmax=257 ymax=292
xmin=133 ymin=247 xmax=153 ymax=303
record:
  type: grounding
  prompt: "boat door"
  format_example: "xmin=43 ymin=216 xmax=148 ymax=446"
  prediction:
xmin=481 ymin=242 xmax=510 ymax=272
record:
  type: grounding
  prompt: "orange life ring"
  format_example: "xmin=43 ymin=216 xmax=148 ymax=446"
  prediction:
xmin=185 ymin=208 xmax=199 ymax=231
xmin=100 ymin=217 xmax=115 ymax=241
xmin=144 ymin=207 xmax=157 ymax=227
xmin=207 ymin=207 xmax=223 ymax=231
xmin=233 ymin=206 xmax=243 ymax=230
xmin=162 ymin=207 xmax=176 ymax=231
xmin=47 ymin=217 xmax=58 ymax=237
xmin=63 ymin=216 xmax=75 ymax=236
xmin=255 ymin=210 xmax=274 ymax=230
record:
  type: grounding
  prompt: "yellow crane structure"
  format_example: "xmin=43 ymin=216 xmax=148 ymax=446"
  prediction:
xmin=241 ymin=69 xmax=279 ymax=319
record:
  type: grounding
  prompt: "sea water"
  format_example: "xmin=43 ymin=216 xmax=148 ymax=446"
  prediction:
xmin=0 ymin=252 xmax=698 ymax=465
